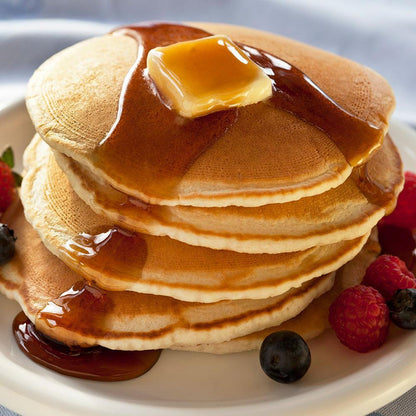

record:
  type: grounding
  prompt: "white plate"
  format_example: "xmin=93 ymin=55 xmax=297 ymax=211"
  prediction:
xmin=0 ymin=101 xmax=415 ymax=416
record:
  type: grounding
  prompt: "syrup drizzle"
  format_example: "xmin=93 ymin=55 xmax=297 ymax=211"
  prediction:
xmin=95 ymin=22 xmax=384 ymax=200
xmin=37 ymin=281 xmax=114 ymax=332
xmin=96 ymin=23 xmax=238 ymax=198
xmin=13 ymin=311 xmax=161 ymax=381
xmin=239 ymin=44 xmax=382 ymax=165
xmin=60 ymin=228 xmax=148 ymax=280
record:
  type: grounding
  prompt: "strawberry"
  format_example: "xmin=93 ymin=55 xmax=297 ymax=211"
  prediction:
xmin=0 ymin=147 xmax=22 ymax=213
xmin=0 ymin=162 xmax=15 ymax=212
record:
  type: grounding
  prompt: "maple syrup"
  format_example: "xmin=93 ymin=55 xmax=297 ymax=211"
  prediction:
xmin=97 ymin=23 xmax=237 ymax=200
xmin=238 ymin=43 xmax=382 ymax=166
xmin=60 ymin=228 xmax=148 ymax=281
xmin=13 ymin=311 xmax=161 ymax=381
xmin=37 ymin=281 xmax=114 ymax=332
xmin=95 ymin=22 xmax=384 ymax=201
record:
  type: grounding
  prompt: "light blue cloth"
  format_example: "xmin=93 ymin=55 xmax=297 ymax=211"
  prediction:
xmin=0 ymin=1 xmax=415 ymax=415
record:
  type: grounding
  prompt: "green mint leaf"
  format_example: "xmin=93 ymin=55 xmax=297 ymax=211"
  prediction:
xmin=12 ymin=171 xmax=22 ymax=187
xmin=1 ymin=146 xmax=14 ymax=168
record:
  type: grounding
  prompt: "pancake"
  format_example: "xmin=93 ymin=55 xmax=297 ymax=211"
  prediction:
xmin=12 ymin=20 xmax=398 ymax=359
xmin=20 ymin=136 xmax=368 ymax=302
xmin=52 ymin=133 xmax=403 ymax=253
xmin=26 ymin=22 xmax=395 ymax=207
xmin=0 ymin=202 xmax=334 ymax=351
xmin=178 ymin=229 xmax=379 ymax=353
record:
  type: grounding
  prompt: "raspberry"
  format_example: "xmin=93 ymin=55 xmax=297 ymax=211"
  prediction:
xmin=362 ymin=254 xmax=416 ymax=301
xmin=329 ymin=285 xmax=389 ymax=353
xmin=0 ymin=161 xmax=15 ymax=212
xmin=381 ymin=171 xmax=416 ymax=229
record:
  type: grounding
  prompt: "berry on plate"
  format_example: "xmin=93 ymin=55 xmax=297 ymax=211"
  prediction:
xmin=0 ymin=163 xmax=15 ymax=213
xmin=377 ymin=224 xmax=416 ymax=272
xmin=259 ymin=330 xmax=311 ymax=383
xmin=381 ymin=171 xmax=416 ymax=229
xmin=0 ymin=224 xmax=16 ymax=265
xmin=329 ymin=285 xmax=389 ymax=353
xmin=0 ymin=147 xmax=22 ymax=213
xmin=362 ymin=254 xmax=416 ymax=301
xmin=388 ymin=288 xmax=416 ymax=329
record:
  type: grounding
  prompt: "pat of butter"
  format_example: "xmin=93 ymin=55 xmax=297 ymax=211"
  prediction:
xmin=146 ymin=35 xmax=272 ymax=118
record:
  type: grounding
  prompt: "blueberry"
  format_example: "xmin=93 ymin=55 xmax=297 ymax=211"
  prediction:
xmin=0 ymin=224 xmax=16 ymax=265
xmin=388 ymin=289 xmax=416 ymax=329
xmin=259 ymin=330 xmax=311 ymax=383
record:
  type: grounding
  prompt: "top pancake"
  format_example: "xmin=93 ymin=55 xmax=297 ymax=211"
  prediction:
xmin=26 ymin=22 xmax=395 ymax=207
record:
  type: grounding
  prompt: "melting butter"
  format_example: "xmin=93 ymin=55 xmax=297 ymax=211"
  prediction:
xmin=146 ymin=35 xmax=272 ymax=118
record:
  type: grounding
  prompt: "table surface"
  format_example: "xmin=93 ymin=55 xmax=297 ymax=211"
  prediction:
xmin=0 ymin=1 xmax=415 ymax=415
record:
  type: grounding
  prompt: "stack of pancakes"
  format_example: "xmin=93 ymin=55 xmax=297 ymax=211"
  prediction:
xmin=0 ymin=23 xmax=403 ymax=353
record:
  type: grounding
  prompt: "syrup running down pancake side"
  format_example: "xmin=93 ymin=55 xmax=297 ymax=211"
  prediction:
xmin=96 ymin=22 xmax=384 ymax=202
xmin=61 ymin=228 xmax=149 ymax=279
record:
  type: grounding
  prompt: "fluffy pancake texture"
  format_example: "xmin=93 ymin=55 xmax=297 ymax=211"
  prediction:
xmin=0 ymin=202 xmax=334 ymax=351
xmin=21 ymin=137 xmax=369 ymax=302
xmin=51 ymin=134 xmax=403 ymax=253
xmin=178 ymin=231 xmax=380 ymax=353
xmin=26 ymin=23 xmax=395 ymax=207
